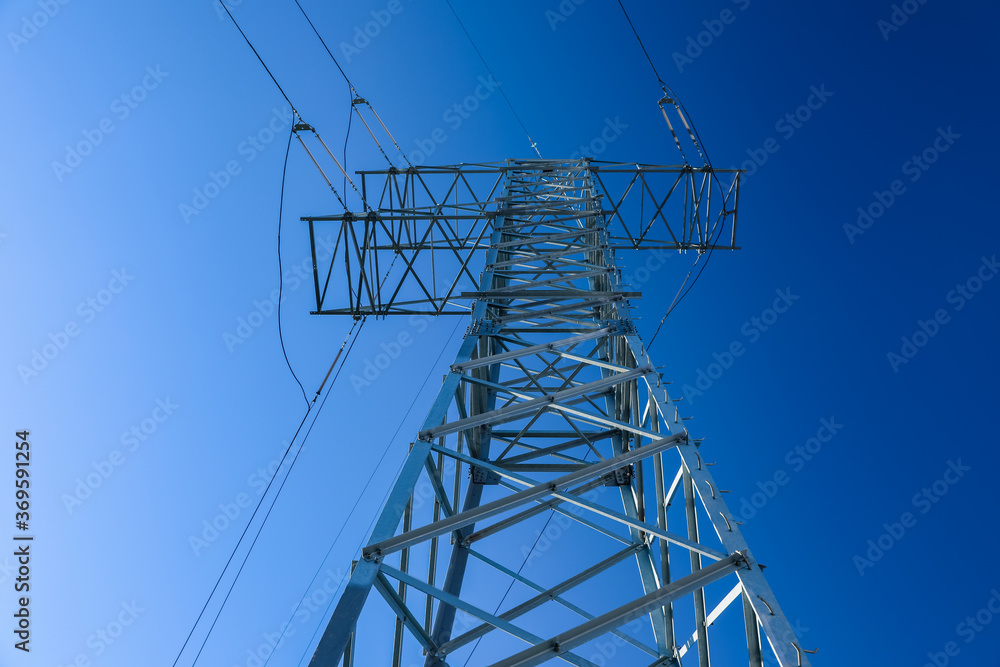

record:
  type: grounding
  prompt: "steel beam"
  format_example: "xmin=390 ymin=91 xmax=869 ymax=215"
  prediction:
xmin=489 ymin=553 xmax=747 ymax=667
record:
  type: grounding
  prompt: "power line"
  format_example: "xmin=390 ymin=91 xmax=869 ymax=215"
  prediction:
xmin=218 ymin=0 xmax=299 ymax=114
xmin=170 ymin=388 xmax=319 ymax=664
xmin=170 ymin=8 xmax=355 ymax=664
xmin=187 ymin=322 xmax=365 ymax=666
xmin=289 ymin=0 xmax=359 ymax=202
xmin=219 ymin=0 xmax=392 ymax=211
xmin=293 ymin=0 xmax=413 ymax=169
xmin=289 ymin=316 xmax=467 ymax=667
xmin=442 ymin=0 xmax=542 ymax=158
xmin=199 ymin=264 xmax=403 ymax=667
xmin=645 ymin=215 xmax=727 ymax=348
xmin=342 ymin=86 xmax=354 ymax=207
xmin=617 ymin=0 xmax=667 ymax=90
xmin=277 ymin=123 xmax=310 ymax=409
xmin=291 ymin=0 xmax=357 ymax=93
xmin=616 ymin=1 xmax=738 ymax=347
xmin=179 ymin=325 xmax=363 ymax=667
xmin=617 ymin=0 xmax=704 ymax=163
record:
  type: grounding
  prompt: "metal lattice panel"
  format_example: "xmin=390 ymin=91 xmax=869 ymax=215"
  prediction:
xmin=300 ymin=160 xmax=740 ymax=317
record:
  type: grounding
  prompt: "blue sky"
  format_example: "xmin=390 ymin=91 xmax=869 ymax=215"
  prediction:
xmin=2 ymin=0 xmax=999 ymax=665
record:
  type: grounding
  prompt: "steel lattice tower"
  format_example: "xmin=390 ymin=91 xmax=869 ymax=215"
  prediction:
xmin=299 ymin=159 xmax=812 ymax=666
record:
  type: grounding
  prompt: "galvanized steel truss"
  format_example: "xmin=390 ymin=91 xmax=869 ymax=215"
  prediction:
xmin=306 ymin=160 xmax=810 ymax=666
xmin=301 ymin=161 xmax=741 ymax=317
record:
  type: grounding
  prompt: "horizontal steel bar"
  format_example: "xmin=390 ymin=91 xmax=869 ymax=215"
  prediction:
xmin=464 ymin=548 xmax=658 ymax=659
xmin=450 ymin=327 xmax=616 ymax=372
xmin=463 ymin=478 xmax=608 ymax=546
xmin=350 ymin=164 xmax=744 ymax=175
xmin=461 ymin=290 xmax=640 ymax=299
xmin=490 ymin=553 xmax=746 ymax=667
xmin=438 ymin=545 xmax=643 ymax=656
xmin=365 ymin=431 xmax=686 ymax=559
xmin=379 ymin=564 xmax=599 ymax=667
xmin=442 ymin=446 xmax=725 ymax=561
xmin=418 ymin=366 xmax=652 ymax=441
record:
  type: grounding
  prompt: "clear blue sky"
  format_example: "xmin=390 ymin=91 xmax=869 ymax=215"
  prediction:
xmin=2 ymin=0 xmax=999 ymax=665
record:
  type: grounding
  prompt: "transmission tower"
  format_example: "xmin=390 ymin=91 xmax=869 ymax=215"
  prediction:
xmin=299 ymin=159 xmax=812 ymax=666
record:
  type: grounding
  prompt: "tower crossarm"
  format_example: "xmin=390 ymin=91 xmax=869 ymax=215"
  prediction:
xmin=300 ymin=160 xmax=740 ymax=318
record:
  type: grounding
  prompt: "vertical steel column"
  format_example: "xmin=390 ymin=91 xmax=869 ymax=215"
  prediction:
xmin=391 ymin=495 xmax=413 ymax=667
xmin=743 ymin=591 xmax=764 ymax=667
xmin=651 ymin=398 xmax=677 ymax=659
xmin=343 ymin=561 xmax=357 ymax=667
xmin=683 ymin=466 xmax=711 ymax=666
xmin=425 ymin=450 xmax=443 ymax=635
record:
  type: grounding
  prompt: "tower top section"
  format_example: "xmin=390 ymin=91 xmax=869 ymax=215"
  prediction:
xmin=301 ymin=159 xmax=741 ymax=317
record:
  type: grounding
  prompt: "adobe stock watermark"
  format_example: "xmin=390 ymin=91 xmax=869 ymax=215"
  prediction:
xmin=877 ymin=0 xmax=929 ymax=41
xmin=843 ymin=126 xmax=960 ymax=244
xmin=886 ymin=254 xmax=997 ymax=373
xmin=619 ymin=248 xmax=672 ymax=289
xmin=409 ymin=75 xmax=501 ymax=164
xmin=586 ymin=615 xmax=806 ymax=665
xmin=17 ymin=268 xmax=135 ymax=386
xmin=180 ymin=106 xmax=293 ymax=223
xmin=680 ymin=288 xmax=799 ymax=403
xmin=734 ymin=417 xmax=844 ymax=525
xmin=853 ymin=459 xmax=970 ymax=576
xmin=338 ymin=0 xmax=412 ymax=64
xmin=211 ymin=0 xmax=245 ymax=20
xmin=51 ymin=66 xmax=169 ymax=182
xmin=672 ymin=0 xmax=752 ymax=73
xmin=349 ymin=315 xmax=432 ymax=395
xmin=223 ymin=234 xmax=335 ymax=352
xmin=400 ymin=614 xmax=481 ymax=667
xmin=569 ymin=116 xmax=628 ymax=160
xmin=735 ymin=84 xmax=834 ymax=184
xmin=61 ymin=398 xmax=179 ymax=514
xmin=55 ymin=600 xmax=144 ymax=667
xmin=7 ymin=0 xmax=72 ymax=53
xmin=0 ymin=557 xmax=17 ymax=587
xmin=544 ymin=0 xmax=587 ymax=31
xmin=583 ymin=616 xmax=647 ymax=666
xmin=920 ymin=588 xmax=1000 ymax=667
xmin=188 ymin=441 xmax=290 ymax=556
xmin=520 ymin=486 xmax=606 ymax=570
xmin=234 ymin=566 xmax=349 ymax=667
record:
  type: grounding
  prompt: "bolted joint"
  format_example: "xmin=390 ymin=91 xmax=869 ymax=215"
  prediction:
xmin=602 ymin=463 xmax=634 ymax=487
xmin=469 ymin=465 xmax=501 ymax=485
